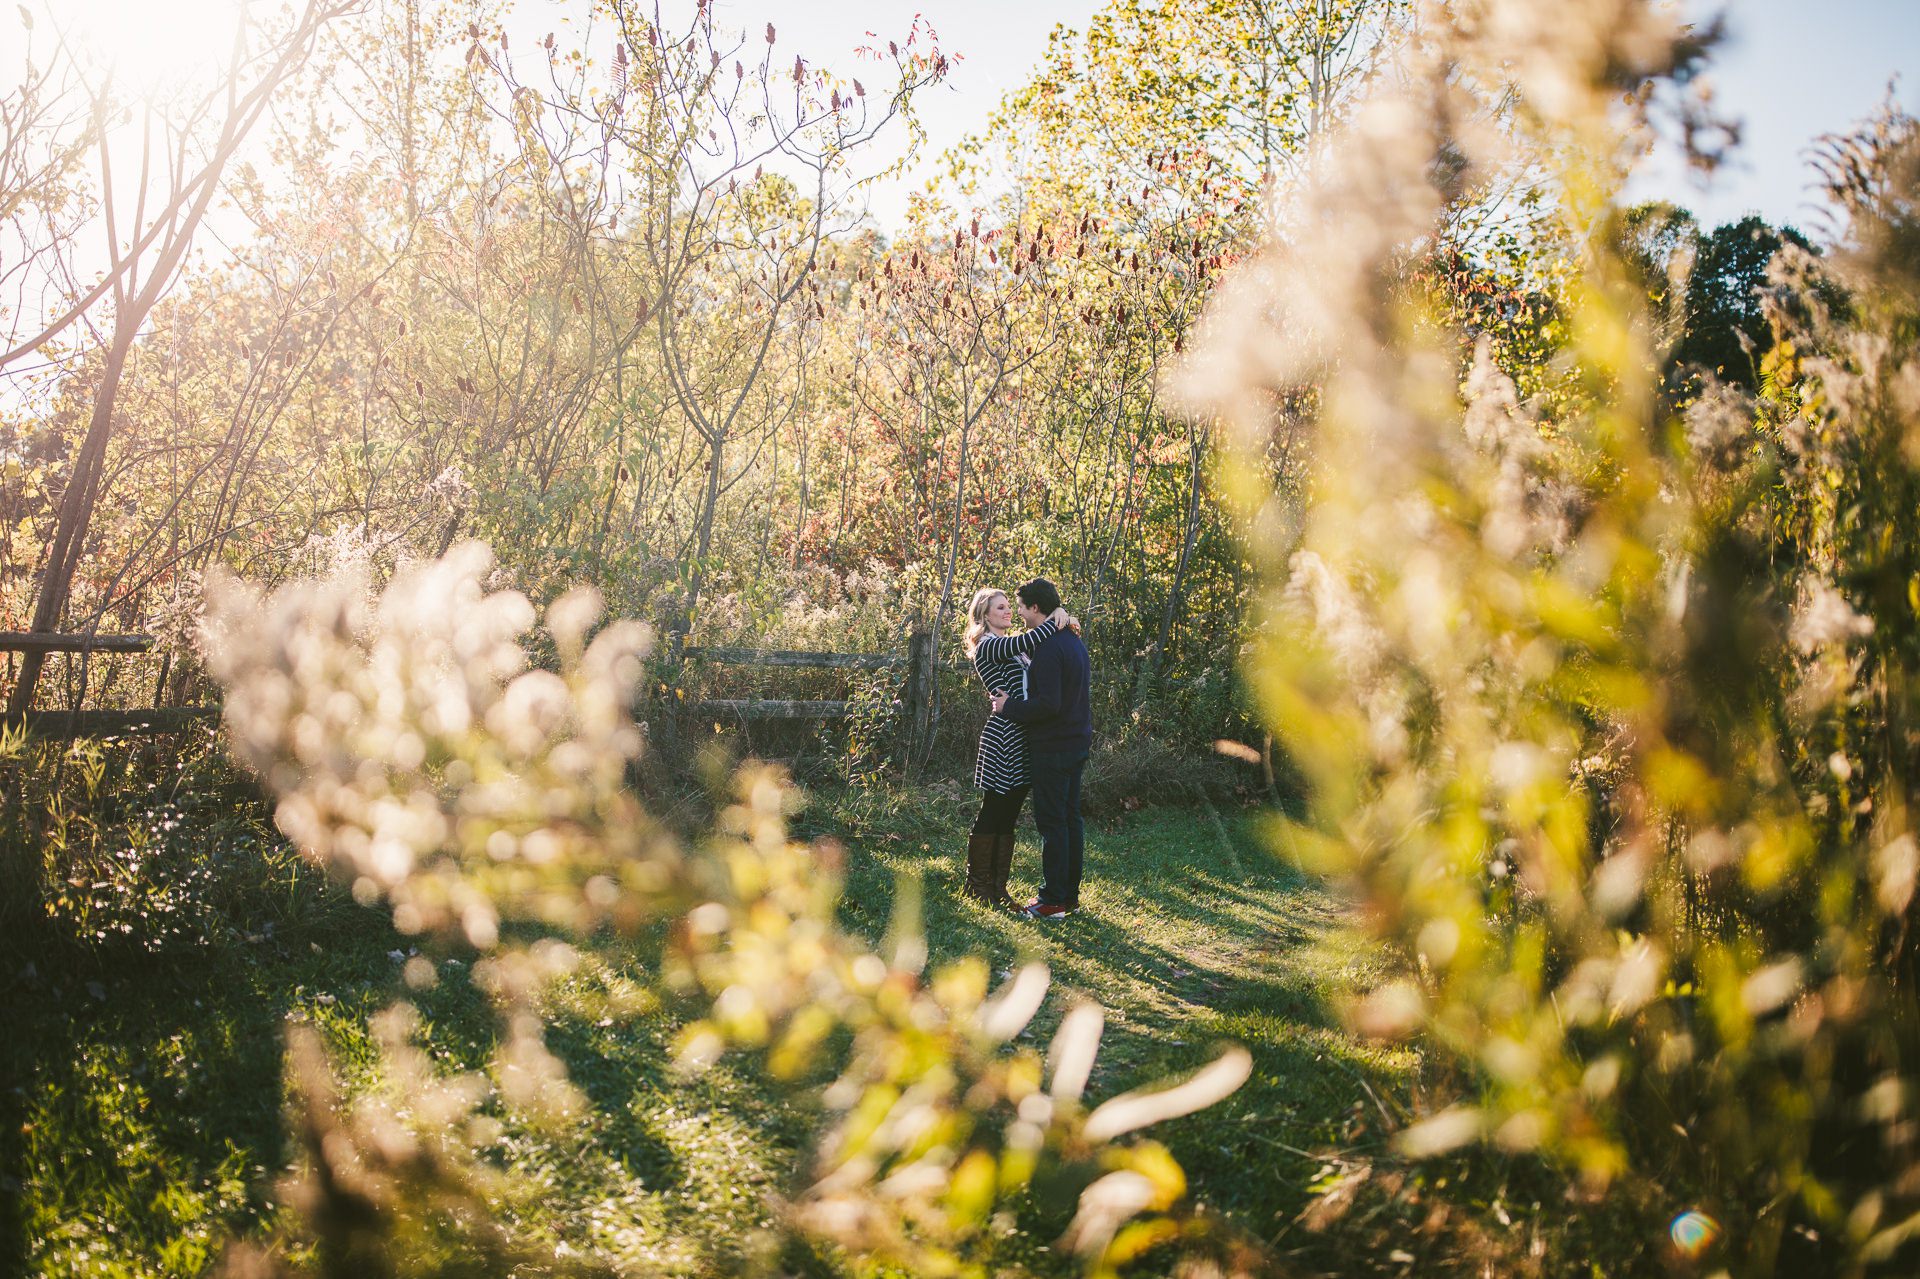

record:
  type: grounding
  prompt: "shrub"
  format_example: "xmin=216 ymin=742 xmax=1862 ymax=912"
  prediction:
xmin=1180 ymin=0 xmax=1920 ymax=1269
xmin=0 ymin=728 xmax=341 ymax=964
xmin=198 ymin=542 xmax=1253 ymax=1276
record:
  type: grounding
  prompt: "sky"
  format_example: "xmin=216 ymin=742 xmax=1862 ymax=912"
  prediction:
xmin=740 ymin=0 xmax=1098 ymax=227
xmin=23 ymin=0 xmax=1920 ymax=235
xmin=9 ymin=0 xmax=1917 ymax=341
xmin=1632 ymin=0 xmax=1920 ymax=231
xmin=758 ymin=0 xmax=1918 ymax=233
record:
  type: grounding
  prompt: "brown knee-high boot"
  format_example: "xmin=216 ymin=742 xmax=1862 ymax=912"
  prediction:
xmin=989 ymin=833 xmax=1019 ymax=908
xmin=964 ymin=833 xmax=998 ymax=901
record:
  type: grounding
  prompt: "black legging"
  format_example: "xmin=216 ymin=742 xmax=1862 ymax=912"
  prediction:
xmin=972 ymin=785 xmax=1029 ymax=837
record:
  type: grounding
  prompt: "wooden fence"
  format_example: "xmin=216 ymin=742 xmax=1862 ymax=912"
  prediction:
xmin=672 ymin=629 xmax=938 ymax=765
xmin=1 ymin=627 xmax=943 ymax=761
xmin=0 ymin=632 xmax=219 ymax=739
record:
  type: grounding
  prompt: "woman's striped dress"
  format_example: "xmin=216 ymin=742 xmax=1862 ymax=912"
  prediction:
xmin=971 ymin=618 xmax=1060 ymax=793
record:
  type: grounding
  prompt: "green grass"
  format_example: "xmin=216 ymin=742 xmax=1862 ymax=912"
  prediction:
xmin=811 ymin=786 xmax=1418 ymax=1241
xmin=2 ymin=787 xmax=1646 ymax=1277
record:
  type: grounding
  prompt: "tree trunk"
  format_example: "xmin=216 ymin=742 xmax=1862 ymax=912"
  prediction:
xmin=4 ymin=0 xmax=344 ymax=713
xmin=1130 ymin=431 xmax=1207 ymax=710
xmin=679 ymin=433 xmax=726 ymax=635
xmin=7 ymin=314 xmax=138 ymax=716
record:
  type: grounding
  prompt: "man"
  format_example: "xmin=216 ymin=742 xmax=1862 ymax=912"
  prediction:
xmin=988 ymin=578 xmax=1091 ymax=919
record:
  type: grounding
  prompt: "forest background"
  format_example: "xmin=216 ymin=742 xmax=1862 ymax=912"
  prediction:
xmin=0 ymin=0 xmax=1902 ymax=765
xmin=6 ymin=0 xmax=1920 ymax=1276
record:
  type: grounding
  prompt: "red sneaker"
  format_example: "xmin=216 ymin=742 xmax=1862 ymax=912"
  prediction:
xmin=1022 ymin=900 xmax=1073 ymax=920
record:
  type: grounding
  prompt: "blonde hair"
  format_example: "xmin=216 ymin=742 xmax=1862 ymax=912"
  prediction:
xmin=961 ymin=588 xmax=1005 ymax=659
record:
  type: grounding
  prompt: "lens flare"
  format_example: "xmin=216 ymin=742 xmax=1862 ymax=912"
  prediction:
xmin=1670 ymin=1209 xmax=1722 ymax=1259
xmin=41 ymin=0 xmax=251 ymax=98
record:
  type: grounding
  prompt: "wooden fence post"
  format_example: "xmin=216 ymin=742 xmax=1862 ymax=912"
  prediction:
xmin=654 ymin=626 xmax=687 ymax=763
xmin=0 ymin=632 xmax=220 ymax=740
xmin=899 ymin=626 xmax=935 ymax=774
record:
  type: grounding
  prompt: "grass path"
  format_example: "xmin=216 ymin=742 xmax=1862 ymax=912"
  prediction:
xmin=821 ymin=791 xmax=1418 ymax=1262
xmin=3 ymin=792 xmax=1420 ymax=1277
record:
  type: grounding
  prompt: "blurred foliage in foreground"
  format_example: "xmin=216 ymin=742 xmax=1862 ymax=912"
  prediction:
xmin=1180 ymin=0 xmax=1920 ymax=1271
xmin=195 ymin=544 xmax=1252 ymax=1277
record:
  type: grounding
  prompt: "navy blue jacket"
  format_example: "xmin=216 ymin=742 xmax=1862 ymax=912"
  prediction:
xmin=1001 ymin=628 xmax=1092 ymax=755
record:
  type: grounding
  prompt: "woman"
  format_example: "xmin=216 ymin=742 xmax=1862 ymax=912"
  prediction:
xmin=960 ymin=587 xmax=1070 ymax=907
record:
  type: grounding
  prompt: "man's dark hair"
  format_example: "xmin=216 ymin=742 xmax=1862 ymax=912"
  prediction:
xmin=1016 ymin=578 xmax=1062 ymax=615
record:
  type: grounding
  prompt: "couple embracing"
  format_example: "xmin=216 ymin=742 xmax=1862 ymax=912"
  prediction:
xmin=959 ymin=578 xmax=1092 ymax=921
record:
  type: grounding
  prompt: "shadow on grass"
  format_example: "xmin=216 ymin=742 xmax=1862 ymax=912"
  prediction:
xmin=842 ymin=802 xmax=1350 ymax=1027
xmin=3 ymin=791 xmax=1379 ymax=1277
xmin=830 ymin=798 xmax=1405 ymax=1253
xmin=3 ymin=926 xmax=852 ymax=1277
xmin=532 ymin=962 xmax=852 ymax=1278
xmin=1 ymin=941 xmax=356 ymax=1275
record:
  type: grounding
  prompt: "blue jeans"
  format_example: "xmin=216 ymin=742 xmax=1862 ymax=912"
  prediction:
xmin=1030 ymin=748 xmax=1089 ymax=907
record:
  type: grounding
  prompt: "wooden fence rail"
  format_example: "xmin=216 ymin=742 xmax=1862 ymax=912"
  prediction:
xmin=679 ymin=645 xmax=906 ymax=670
xmin=1 ymin=628 xmax=946 ymax=762
xmin=690 ymin=699 xmax=856 ymax=719
xmin=6 ymin=707 xmax=220 ymax=737
xmin=0 ymin=632 xmax=153 ymax=654
xmin=0 ymin=632 xmax=211 ymax=739
xmin=674 ymin=628 xmax=936 ymax=769
xmin=680 ymin=650 xmax=896 ymax=719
